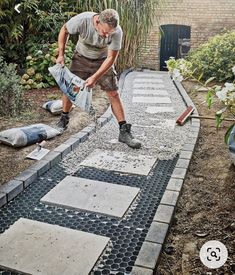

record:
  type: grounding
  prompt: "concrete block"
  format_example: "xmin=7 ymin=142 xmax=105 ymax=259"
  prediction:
xmin=0 ymin=180 xmax=23 ymax=202
xmin=153 ymin=204 xmax=174 ymax=224
xmin=179 ymin=150 xmax=192 ymax=160
xmin=175 ymin=158 xmax=190 ymax=169
xmin=183 ymin=143 xmax=195 ymax=151
xmin=166 ymin=178 xmax=183 ymax=192
xmin=0 ymin=192 xmax=7 ymax=207
xmin=64 ymin=137 xmax=81 ymax=150
xmin=43 ymin=151 xmax=61 ymax=167
xmin=71 ymin=131 xmax=88 ymax=142
xmin=171 ymin=168 xmax=187 ymax=179
xmin=135 ymin=242 xmax=162 ymax=269
xmin=53 ymin=143 xmax=72 ymax=158
xmin=131 ymin=266 xmax=153 ymax=275
xmin=160 ymin=190 xmax=180 ymax=206
xmin=14 ymin=169 xmax=37 ymax=188
xmin=29 ymin=160 xmax=50 ymax=176
xmin=145 ymin=222 xmax=169 ymax=244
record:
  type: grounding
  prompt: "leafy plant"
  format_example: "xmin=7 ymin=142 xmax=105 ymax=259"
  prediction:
xmin=0 ymin=56 xmax=27 ymax=117
xmin=21 ymin=41 xmax=74 ymax=89
xmin=187 ymin=31 xmax=235 ymax=82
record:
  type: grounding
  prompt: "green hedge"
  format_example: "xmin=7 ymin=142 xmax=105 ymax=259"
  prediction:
xmin=187 ymin=31 xmax=235 ymax=82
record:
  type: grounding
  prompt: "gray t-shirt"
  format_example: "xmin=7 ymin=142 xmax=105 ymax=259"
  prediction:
xmin=66 ymin=12 xmax=123 ymax=60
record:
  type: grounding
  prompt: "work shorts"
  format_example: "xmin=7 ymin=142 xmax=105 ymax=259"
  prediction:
xmin=70 ymin=51 xmax=119 ymax=92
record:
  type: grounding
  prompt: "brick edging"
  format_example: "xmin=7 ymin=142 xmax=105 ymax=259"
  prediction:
xmin=132 ymin=79 xmax=200 ymax=275
xmin=0 ymin=69 xmax=133 ymax=208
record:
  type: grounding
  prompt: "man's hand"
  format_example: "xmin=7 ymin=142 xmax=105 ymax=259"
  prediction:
xmin=85 ymin=76 xmax=97 ymax=88
xmin=56 ymin=55 xmax=65 ymax=66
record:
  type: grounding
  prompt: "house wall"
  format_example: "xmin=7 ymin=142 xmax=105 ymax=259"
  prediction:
xmin=139 ymin=0 xmax=235 ymax=70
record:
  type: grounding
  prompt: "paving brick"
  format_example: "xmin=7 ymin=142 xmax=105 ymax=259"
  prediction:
xmin=14 ymin=169 xmax=38 ymax=188
xmin=166 ymin=178 xmax=183 ymax=192
xmin=64 ymin=137 xmax=81 ymax=150
xmin=145 ymin=222 xmax=169 ymax=244
xmin=43 ymin=151 xmax=61 ymax=167
xmin=97 ymin=116 xmax=108 ymax=127
xmin=0 ymin=180 xmax=23 ymax=202
xmin=183 ymin=143 xmax=195 ymax=151
xmin=135 ymin=242 xmax=162 ymax=269
xmin=81 ymin=125 xmax=96 ymax=135
xmin=153 ymin=204 xmax=174 ymax=224
xmin=175 ymin=158 xmax=190 ymax=169
xmin=131 ymin=266 xmax=153 ymax=275
xmin=160 ymin=190 xmax=179 ymax=206
xmin=71 ymin=131 xmax=88 ymax=142
xmin=171 ymin=168 xmax=187 ymax=179
xmin=53 ymin=143 xmax=72 ymax=158
xmin=179 ymin=150 xmax=192 ymax=160
xmin=29 ymin=160 xmax=50 ymax=176
xmin=189 ymin=131 xmax=199 ymax=139
xmin=0 ymin=192 xmax=7 ymax=207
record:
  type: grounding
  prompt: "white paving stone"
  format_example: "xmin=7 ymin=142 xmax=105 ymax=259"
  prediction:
xmin=41 ymin=176 xmax=140 ymax=217
xmin=80 ymin=149 xmax=156 ymax=176
xmin=0 ymin=218 xmax=109 ymax=275
xmin=133 ymin=83 xmax=165 ymax=89
xmin=146 ymin=106 xmax=175 ymax=114
xmin=132 ymin=96 xmax=171 ymax=104
xmin=133 ymin=119 xmax=175 ymax=130
xmin=133 ymin=79 xmax=163 ymax=83
xmin=133 ymin=89 xmax=169 ymax=96
xmin=136 ymin=73 xmax=163 ymax=78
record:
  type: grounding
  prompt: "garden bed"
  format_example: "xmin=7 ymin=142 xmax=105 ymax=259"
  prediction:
xmin=157 ymin=81 xmax=235 ymax=275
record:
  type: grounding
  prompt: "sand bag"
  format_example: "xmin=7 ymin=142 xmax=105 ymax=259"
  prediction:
xmin=0 ymin=124 xmax=61 ymax=147
xmin=48 ymin=64 xmax=92 ymax=113
xmin=42 ymin=99 xmax=63 ymax=115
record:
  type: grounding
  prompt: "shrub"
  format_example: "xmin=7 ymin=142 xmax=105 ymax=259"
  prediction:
xmin=0 ymin=57 xmax=26 ymax=117
xmin=21 ymin=41 xmax=74 ymax=89
xmin=187 ymin=31 xmax=235 ymax=82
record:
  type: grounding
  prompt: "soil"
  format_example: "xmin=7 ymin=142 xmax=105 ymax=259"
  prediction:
xmin=156 ymin=81 xmax=235 ymax=275
xmin=0 ymin=86 xmax=109 ymax=186
xmin=0 ymin=81 xmax=234 ymax=274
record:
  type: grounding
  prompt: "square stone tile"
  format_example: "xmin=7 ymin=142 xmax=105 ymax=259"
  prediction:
xmin=145 ymin=106 xmax=174 ymax=114
xmin=41 ymin=176 xmax=140 ymax=217
xmin=80 ymin=149 xmax=156 ymax=176
xmin=0 ymin=218 xmax=109 ymax=275
xmin=132 ymin=96 xmax=171 ymax=104
xmin=133 ymin=84 xmax=165 ymax=89
xmin=133 ymin=89 xmax=169 ymax=96
xmin=133 ymin=79 xmax=163 ymax=83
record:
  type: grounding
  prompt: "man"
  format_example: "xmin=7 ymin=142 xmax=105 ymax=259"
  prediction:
xmin=56 ymin=9 xmax=141 ymax=149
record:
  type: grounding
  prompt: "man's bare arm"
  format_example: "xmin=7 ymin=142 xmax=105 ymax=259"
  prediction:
xmin=56 ymin=24 xmax=70 ymax=65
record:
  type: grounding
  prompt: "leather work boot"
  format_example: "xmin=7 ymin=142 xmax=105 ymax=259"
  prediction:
xmin=118 ymin=123 xmax=141 ymax=149
xmin=56 ymin=113 xmax=70 ymax=131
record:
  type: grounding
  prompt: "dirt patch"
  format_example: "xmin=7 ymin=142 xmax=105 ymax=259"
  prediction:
xmin=0 ymin=86 xmax=109 ymax=186
xmin=156 ymin=81 xmax=235 ymax=274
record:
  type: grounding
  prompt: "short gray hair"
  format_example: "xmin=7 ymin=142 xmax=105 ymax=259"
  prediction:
xmin=99 ymin=9 xmax=119 ymax=28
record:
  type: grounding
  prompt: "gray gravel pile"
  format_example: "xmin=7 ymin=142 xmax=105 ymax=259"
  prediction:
xmin=60 ymin=70 xmax=191 ymax=173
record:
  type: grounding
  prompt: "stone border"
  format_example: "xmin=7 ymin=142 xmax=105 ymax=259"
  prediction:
xmin=132 ymin=79 xmax=200 ymax=274
xmin=0 ymin=69 xmax=133 ymax=208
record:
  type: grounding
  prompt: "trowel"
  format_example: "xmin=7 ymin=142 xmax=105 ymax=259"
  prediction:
xmin=26 ymin=140 xmax=49 ymax=160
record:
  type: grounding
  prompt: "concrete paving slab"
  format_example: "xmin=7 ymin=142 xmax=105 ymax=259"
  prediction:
xmin=133 ymin=89 xmax=169 ymax=96
xmin=133 ymin=119 xmax=175 ymax=130
xmin=136 ymin=73 xmax=163 ymax=78
xmin=80 ymin=149 xmax=156 ymax=176
xmin=145 ymin=106 xmax=174 ymax=114
xmin=131 ymin=266 xmax=153 ymax=275
xmin=41 ymin=176 xmax=140 ymax=217
xmin=133 ymin=84 xmax=165 ymax=89
xmin=132 ymin=97 xmax=171 ymax=104
xmin=133 ymin=79 xmax=163 ymax=83
xmin=0 ymin=218 xmax=109 ymax=275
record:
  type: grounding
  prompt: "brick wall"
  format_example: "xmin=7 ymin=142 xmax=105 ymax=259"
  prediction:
xmin=139 ymin=0 xmax=235 ymax=70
